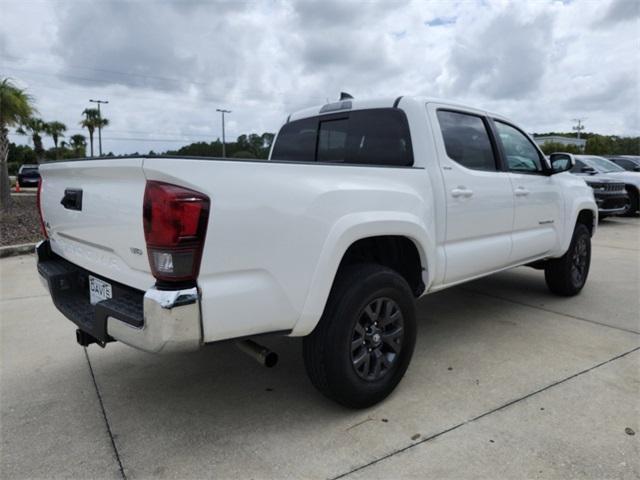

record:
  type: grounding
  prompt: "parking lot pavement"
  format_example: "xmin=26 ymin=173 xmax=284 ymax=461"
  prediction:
xmin=0 ymin=260 xmax=122 ymax=478
xmin=1 ymin=217 xmax=638 ymax=479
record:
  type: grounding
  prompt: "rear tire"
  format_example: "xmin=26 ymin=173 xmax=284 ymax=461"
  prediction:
xmin=303 ymin=264 xmax=416 ymax=409
xmin=544 ymin=223 xmax=591 ymax=296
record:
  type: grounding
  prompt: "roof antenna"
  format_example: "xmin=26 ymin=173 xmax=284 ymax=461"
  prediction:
xmin=340 ymin=92 xmax=354 ymax=100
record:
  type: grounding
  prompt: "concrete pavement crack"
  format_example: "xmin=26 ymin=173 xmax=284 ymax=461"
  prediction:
xmin=0 ymin=294 xmax=50 ymax=302
xmin=461 ymin=288 xmax=640 ymax=335
xmin=591 ymin=244 xmax=639 ymax=252
xmin=330 ymin=346 xmax=640 ymax=480
xmin=84 ymin=348 xmax=126 ymax=480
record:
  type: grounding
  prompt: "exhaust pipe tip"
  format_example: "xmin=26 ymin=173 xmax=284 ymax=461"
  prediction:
xmin=263 ymin=350 xmax=278 ymax=368
xmin=236 ymin=339 xmax=279 ymax=368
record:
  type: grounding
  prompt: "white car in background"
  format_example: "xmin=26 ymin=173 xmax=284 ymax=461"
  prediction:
xmin=568 ymin=154 xmax=640 ymax=216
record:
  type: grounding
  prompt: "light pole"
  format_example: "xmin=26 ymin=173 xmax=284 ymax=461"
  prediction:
xmin=572 ymin=118 xmax=586 ymax=140
xmin=90 ymin=99 xmax=109 ymax=156
xmin=216 ymin=109 xmax=231 ymax=157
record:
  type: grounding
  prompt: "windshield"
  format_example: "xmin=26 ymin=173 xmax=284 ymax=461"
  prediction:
xmin=582 ymin=156 xmax=625 ymax=173
xmin=20 ymin=167 xmax=39 ymax=174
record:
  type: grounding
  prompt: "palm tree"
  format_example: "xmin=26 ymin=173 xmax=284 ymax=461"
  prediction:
xmin=69 ymin=134 xmax=87 ymax=157
xmin=17 ymin=117 xmax=46 ymax=162
xmin=95 ymin=116 xmax=109 ymax=156
xmin=1 ymin=78 xmax=36 ymax=211
xmin=45 ymin=121 xmax=67 ymax=159
xmin=80 ymin=108 xmax=99 ymax=157
xmin=80 ymin=108 xmax=108 ymax=157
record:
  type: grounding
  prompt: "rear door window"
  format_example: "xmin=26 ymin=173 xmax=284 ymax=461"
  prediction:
xmin=342 ymin=109 xmax=413 ymax=166
xmin=436 ymin=110 xmax=498 ymax=171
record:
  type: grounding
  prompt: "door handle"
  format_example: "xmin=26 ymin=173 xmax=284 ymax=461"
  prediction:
xmin=514 ymin=187 xmax=530 ymax=197
xmin=451 ymin=187 xmax=473 ymax=198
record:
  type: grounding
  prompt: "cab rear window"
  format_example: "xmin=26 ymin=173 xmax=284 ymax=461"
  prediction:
xmin=271 ymin=108 xmax=413 ymax=167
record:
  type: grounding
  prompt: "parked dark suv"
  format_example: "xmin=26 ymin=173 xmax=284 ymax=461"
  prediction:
xmin=607 ymin=156 xmax=640 ymax=172
xmin=17 ymin=164 xmax=40 ymax=187
xmin=583 ymin=179 xmax=629 ymax=218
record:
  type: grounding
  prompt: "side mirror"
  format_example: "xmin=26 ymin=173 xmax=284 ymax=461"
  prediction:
xmin=634 ymin=166 xmax=640 ymax=172
xmin=549 ymin=153 xmax=575 ymax=174
xmin=581 ymin=166 xmax=597 ymax=174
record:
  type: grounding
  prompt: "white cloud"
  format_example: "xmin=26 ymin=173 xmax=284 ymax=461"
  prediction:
xmin=1 ymin=0 xmax=638 ymax=155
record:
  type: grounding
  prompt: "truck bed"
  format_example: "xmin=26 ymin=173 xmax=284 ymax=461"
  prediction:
xmin=39 ymin=155 xmax=428 ymax=342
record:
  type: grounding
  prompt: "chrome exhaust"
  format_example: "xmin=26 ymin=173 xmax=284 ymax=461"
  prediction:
xmin=236 ymin=339 xmax=278 ymax=368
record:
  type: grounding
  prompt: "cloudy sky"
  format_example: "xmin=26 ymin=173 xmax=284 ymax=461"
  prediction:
xmin=1 ymin=0 xmax=638 ymax=155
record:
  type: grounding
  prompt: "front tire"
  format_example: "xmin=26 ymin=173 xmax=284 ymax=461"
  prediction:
xmin=622 ymin=187 xmax=639 ymax=217
xmin=303 ymin=264 xmax=417 ymax=409
xmin=544 ymin=223 xmax=591 ymax=296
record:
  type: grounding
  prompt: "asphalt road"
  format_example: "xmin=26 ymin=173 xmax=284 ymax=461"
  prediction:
xmin=1 ymin=217 xmax=638 ymax=479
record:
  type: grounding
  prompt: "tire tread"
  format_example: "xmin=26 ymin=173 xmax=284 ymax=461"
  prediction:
xmin=544 ymin=223 xmax=591 ymax=296
xmin=303 ymin=263 xmax=416 ymax=408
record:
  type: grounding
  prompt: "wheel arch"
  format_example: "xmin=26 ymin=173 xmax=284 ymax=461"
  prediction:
xmin=576 ymin=209 xmax=596 ymax=236
xmin=557 ymin=203 xmax=597 ymax=257
xmin=291 ymin=213 xmax=434 ymax=336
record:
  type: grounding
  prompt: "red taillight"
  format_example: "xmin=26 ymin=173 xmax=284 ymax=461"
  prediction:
xmin=143 ymin=181 xmax=210 ymax=283
xmin=37 ymin=178 xmax=48 ymax=238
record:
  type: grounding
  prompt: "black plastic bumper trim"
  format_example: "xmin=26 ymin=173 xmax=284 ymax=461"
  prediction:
xmin=37 ymin=241 xmax=144 ymax=343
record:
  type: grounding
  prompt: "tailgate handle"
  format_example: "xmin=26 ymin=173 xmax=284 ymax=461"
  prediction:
xmin=61 ymin=189 xmax=83 ymax=211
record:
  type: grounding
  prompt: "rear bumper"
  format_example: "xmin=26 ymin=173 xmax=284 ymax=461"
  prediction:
xmin=37 ymin=240 xmax=202 ymax=353
xmin=18 ymin=177 xmax=39 ymax=186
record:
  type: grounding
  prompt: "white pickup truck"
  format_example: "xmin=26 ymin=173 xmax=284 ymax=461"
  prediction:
xmin=37 ymin=96 xmax=597 ymax=408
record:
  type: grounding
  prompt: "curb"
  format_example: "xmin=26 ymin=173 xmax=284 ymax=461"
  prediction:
xmin=0 ymin=243 xmax=37 ymax=258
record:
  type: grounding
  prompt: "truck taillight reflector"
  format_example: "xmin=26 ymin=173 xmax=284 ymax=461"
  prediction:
xmin=37 ymin=178 xmax=48 ymax=238
xmin=143 ymin=181 xmax=209 ymax=283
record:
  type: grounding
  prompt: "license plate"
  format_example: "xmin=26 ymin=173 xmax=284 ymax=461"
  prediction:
xmin=89 ymin=276 xmax=112 ymax=305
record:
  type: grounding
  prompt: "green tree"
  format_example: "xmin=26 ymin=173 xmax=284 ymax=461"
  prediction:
xmin=8 ymin=142 xmax=37 ymax=164
xmin=80 ymin=108 xmax=102 ymax=157
xmin=16 ymin=117 xmax=46 ymax=162
xmin=69 ymin=134 xmax=87 ymax=157
xmin=234 ymin=132 xmax=274 ymax=158
xmin=45 ymin=121 xmax=67 ymax=159
xmin=585 ymin=135 xmax=614 ymax=155
xmin=261 ymin=132 xmax=275 ymax=147
xmin=534 ymin=132 xmax=639 ymax=155
xmin=0 ymin=78 xmax=36 ymax=210
xmin=231 ymin=150 xmax=256 ymax=159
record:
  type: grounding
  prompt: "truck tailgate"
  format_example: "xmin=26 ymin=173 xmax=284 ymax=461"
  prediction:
xmin=39 ymin=159 xmax=154 ymax=291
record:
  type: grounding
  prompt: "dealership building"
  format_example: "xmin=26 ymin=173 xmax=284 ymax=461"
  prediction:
xmin=533 ymin=135 xmax=587 ymax=151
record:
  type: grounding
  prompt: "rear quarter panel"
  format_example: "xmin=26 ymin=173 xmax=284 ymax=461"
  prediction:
xmin=142 ymin=158 xmax=434 ymax=341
